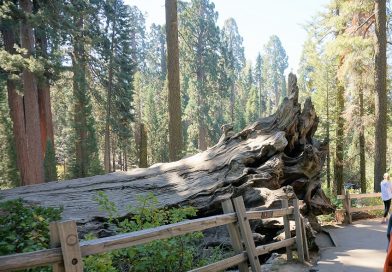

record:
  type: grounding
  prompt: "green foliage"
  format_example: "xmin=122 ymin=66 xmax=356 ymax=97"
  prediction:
xmin=0 ymin=83 xmax=19 ymax=188
xmin=84 ymin=233 xmax=118 ymax=272
xmin=0 ymin=199 xmax=62 ymax=256
xmin=86 ymin=191 xmax=227 ymax=272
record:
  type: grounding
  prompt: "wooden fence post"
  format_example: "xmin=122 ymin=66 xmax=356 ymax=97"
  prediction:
xmin=221 ymin=199 xmax=248 ymax=272
xmin=50 ymin=222 xmax=65 ymax=272
xmin=57 ymin=220 xmax=83 ymax=272
xmin=281 ymin=199 xmax=293 ymax=261
xmin=293 ymin=198 xmax=305 ymax=263
xmin=345 ymin=190 xmax=352 ymax=224
xmin=300 ymin=216 xmax=309 ymax=261
xmin=232 ymin=196 xmax=261 ymax=272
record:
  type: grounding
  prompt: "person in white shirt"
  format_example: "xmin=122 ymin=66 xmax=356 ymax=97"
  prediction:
xmin=381 ymin=173 xmax=392 ymax=224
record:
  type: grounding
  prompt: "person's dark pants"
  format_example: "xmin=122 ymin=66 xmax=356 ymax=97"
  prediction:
xmin=384 ymin=199 xmax=391 ymax=218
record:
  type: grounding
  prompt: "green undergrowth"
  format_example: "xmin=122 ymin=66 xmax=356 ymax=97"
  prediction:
xmin=0 ymin=194 xmax=229 ymax=272
xmin=0 ymin=198 xmax=62 ymax=272
xmin=84 ymin=191 xmax=230 ymax=272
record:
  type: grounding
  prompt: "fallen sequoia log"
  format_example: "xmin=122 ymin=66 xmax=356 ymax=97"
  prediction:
xmin=0 ymin=73 xmax=334 ymax=237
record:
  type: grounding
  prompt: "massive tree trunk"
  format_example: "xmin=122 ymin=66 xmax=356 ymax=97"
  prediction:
xmin=19 ymin=0 xmax=45 ymax=185
xmin=33 ymin=0 xmax=55 ymax=156
xmin=334 ymin=82 xmax=345 ymax=195
xmin=374 ymin=0 xmax=387 ymax=193
xmin=34 ymin=9 xmax=56 ymax=182
xmin=0 ymin=73 xmax=333 ymax=235
xmin=135 ymin=123 xmax=148 ymax=168
xmin=359 ymin=84 xmax=366 ymax=193
xmin=166 ymin=0 xmax=183 ymax=161
xmin=325 ymin=71 xmax=331 ymax=190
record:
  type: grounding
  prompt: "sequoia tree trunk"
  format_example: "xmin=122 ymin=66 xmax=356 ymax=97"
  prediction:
xmin=19 ymin=0 xmax=45 ymax=185
xmin=374 ymin=0 xmax=387 ymax=193
xmin=325 ymin=70 xmax=331 ymax=190
xmin=166 ymin=0 xmax=183 ymax=161
xmin=359 ymin=84 xmax=366 ymax=193
xmin=334 ymin=83 xmax=344 ymax=195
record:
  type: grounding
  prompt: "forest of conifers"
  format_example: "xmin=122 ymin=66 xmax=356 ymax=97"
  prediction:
xmin=0 ymin=0 xmax=390 ymax=197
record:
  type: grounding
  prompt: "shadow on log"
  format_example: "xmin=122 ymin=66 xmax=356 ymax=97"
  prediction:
xmin=0 ymin=73 xmax=334 ymax=235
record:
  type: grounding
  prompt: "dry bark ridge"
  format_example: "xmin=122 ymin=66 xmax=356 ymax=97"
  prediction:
xmin=0 ymin=73 xmax=334 ymax=234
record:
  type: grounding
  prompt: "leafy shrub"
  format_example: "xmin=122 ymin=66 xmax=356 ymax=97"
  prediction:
xmin=0 ymin=198 xmax=62 ymax=272
xmin=0 ymin=199 xmax=62 ymax=255
xmin=0 ymin=194 xmax=227 ymax=272
xmin=84 ymin=192 xmax=226 ymax=272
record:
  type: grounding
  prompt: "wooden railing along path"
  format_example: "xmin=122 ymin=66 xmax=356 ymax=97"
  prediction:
xmin=0 ymin=196 xmax=309 ymax=272
xmin=337 ymin=192 xmax=382 ymax=224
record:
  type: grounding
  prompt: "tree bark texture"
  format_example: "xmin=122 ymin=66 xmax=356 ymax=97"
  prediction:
xmin=0 ymin=73 xmax=334 ymax=234
xmin=326 ymin=72 xmax=331 ymax=190
xmin=19 ymin=0 xmax=45 ymax=185
xmin=359 ymin=85 xmax=366 ymax=193
xmin=33 ymin=0 xmax=55 ymax=157
xmin=374 ymin=0 xmax=387 ymax=193
xmin=166 ymin=0 xmax=183 ymax=161
xmin=135 ymin=123 xmax=148 ymax=168
xmin=334 ymin=83 xmax=344 ymax=195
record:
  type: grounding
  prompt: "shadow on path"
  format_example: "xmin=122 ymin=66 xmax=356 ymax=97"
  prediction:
xmin=316 ymin=218 xmax=387 ymax=272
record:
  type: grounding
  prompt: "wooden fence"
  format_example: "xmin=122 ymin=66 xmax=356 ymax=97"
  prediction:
xmin=0 ymin=196 xmax=309 ymax=272
xmin=337 ymin=192 xmax=382 ymax=224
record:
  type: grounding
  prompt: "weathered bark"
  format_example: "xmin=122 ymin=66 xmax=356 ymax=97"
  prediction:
xmin=33 ymin=0 xmax=55 ymax=156
xmin=0 ymin=73 xmax=334 ymax=234
xmin=325 ymin=71 xmax=331 ymax=190
xmin=112 ymin=136 xmax=116 ymax=171
xmin=359 ymin=85 xmax=366 ymax=193
xmin=104 ymin=121 xmax=111 ymax=172
xmin=124 ymin=148 xmax=128 ymax=171
xmin=374 ymin=0 xmax=387 ymax=193
xmin=166 ymin=0 xmax=183 ymax=161
xmin=135 ymin=123 xmax=148 ymax=168
xmin=37 ymin=81 xmax=54 ymax=154
xmin=334 ymin=82 xmax=345 ymax=195
xmin=20 ymin=0 xmax=45 ymax=185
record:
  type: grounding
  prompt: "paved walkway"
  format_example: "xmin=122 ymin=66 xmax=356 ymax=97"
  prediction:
xmin=316 ymin=219 xmax=388 ymax=272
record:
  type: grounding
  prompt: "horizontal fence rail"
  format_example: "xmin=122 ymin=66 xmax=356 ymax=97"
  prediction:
xmin=0 ymin=196 xmax=307 ymax=272
xmin=337 ymin=192 xmax=382 ymax=224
